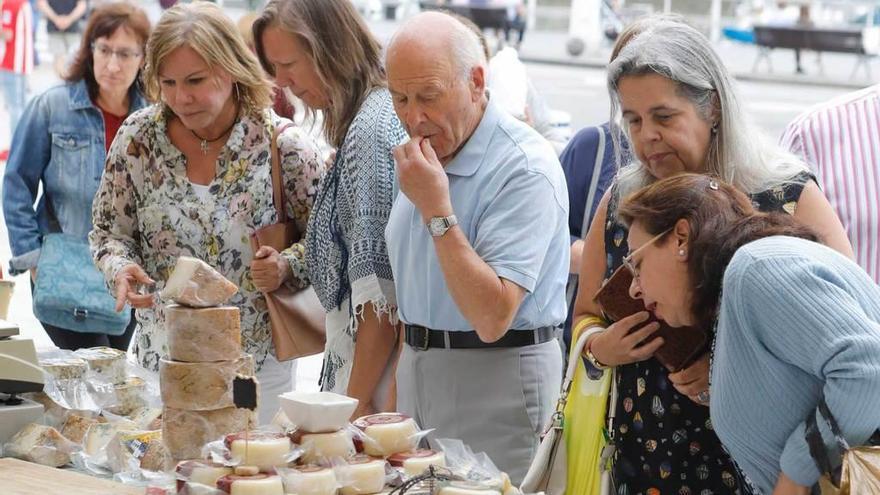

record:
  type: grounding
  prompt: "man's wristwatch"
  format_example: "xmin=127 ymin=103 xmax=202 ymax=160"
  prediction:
xmin=427 ymin=215 xmax=458 ymax=237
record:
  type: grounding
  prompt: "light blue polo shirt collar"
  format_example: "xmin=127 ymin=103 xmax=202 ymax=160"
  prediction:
xmin=444 ymin=97 xmax=502 ymax=177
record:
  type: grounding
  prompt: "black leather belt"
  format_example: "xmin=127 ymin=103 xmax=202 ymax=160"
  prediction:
xmin=404 ymin=324 xmax=556 ymax=350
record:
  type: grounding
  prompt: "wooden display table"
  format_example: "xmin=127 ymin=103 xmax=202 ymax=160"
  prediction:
xmin=0 ymin=458 xmax=144 ymax=494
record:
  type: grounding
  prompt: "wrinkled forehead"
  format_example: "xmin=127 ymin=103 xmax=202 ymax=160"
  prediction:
xmin=387 ymin=47 xmax=456 ymax=93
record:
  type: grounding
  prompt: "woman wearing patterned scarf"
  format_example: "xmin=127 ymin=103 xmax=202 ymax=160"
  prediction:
xmin=254 ymin=0 xmax=407 ymax=416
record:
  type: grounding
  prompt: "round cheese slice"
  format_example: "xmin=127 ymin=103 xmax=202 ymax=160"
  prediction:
xmin=292 ymin=429 xmax=356 ymax=464
xmin=176 ymin=460 xmax=233 ymax=492
xmin=216 ymin=473 xmax=284 ymax=495
xmin=353 ymin=413 xmax=419 ymax=457
xmin=339 ymin=454 xmax=386 ymax=495
xmin=285 ymin=465 xmax=338 ymax=495
xmin=224 ymin=432 xmax=291 ymax=472
xmin=166 ymin=305 xmax=242 ymax=362
xmin=159 ymin=356 xmax=255 ymax=410
xmin=388 ymin=449 xmax=446 ymax=477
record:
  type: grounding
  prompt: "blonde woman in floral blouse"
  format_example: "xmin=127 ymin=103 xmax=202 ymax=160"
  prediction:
xmin=88 ymin=3 xmax=323 ymax=424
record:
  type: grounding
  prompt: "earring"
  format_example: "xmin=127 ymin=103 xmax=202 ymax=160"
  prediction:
xmin=711 ymin=122 xmax=719 ymax=134
xmin=678 ymin=249 xmax=686 ymax=256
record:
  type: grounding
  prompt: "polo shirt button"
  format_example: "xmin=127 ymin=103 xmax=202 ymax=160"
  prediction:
xmin=69 ymin=139 xmax=75 ymax=146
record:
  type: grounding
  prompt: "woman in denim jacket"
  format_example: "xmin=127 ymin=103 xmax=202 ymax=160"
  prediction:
xmin=2 ymin=2 xmax=151 ymax=350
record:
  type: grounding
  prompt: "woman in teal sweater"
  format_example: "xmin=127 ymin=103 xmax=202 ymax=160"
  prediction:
xmin=616 ymin=173 xmax=880 ymax=495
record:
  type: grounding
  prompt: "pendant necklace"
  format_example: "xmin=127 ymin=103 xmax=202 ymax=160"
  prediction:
xmin=190 ymin=117 xmax=238 ymax=155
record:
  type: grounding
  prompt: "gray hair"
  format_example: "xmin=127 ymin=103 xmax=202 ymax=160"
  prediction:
xmin=608 ymin=17 xmax=807 ymax=198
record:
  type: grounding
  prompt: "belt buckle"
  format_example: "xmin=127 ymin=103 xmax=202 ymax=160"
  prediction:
xmin=417 ymin=327 xmax=430 ymax=351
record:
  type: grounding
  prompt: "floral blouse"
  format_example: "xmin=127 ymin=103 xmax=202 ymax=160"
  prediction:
xmin=89 ymin=105 xmax=324 ymax=372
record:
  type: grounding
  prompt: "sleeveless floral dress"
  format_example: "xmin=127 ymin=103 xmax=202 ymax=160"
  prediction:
xmin=603 ymin=173 xmax=812 ymax=495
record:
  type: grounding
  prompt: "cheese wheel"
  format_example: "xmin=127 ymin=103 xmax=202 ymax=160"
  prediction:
xmin=224 ymin=432 xmax=292 ymax=471
xmin=388 ymin=449 xmax=446 ymax=477
xmin=163 ymin=407 xmax=254 ymax=460
xmin=107 ymin=376 xmax=148 ymax=416
xmin=166 ymin=305 xmax=241 ymax=362
xmin=40 ymin=357 xmax=88 ymax=381
xmin=4 ymin=423 xmax=71 ymax=467
xmin=159 ymin=356 xmax=255 ymax=410
xmin=176 ymin=460 xmax=234 ymax=492
xmin=162 ymin=256 xmax=238 ymax=307
xmin=292 ymin=429 xmax=356 ymax=464
xmin=74 ymin=346 xmax=127 ymax=384
xmin=216 ymin=473 xmax=284 ymax=495
xmin=60 ymin=414 xmax=99 ymax=444
xmin=339 ymin=454 xmax=386 ymax=495
xmin=284 ymin=465 xmax=339 ymax=495
xmin=353 ymin=413 xmax=419 ymax=457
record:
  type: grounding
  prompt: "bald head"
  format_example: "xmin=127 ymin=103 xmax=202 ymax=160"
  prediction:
xmin=387 ymin=12 xmax=486 ymax=83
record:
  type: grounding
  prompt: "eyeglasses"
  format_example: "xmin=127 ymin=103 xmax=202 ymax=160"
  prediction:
xmin=92 ymin=43 xmax=142 ymax=64
xmin=623 ymin=228 xmax=671 ymax=279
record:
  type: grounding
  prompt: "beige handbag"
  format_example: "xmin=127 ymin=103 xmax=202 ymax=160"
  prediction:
xmin=251 ymin=124 xmax=326 ymax=361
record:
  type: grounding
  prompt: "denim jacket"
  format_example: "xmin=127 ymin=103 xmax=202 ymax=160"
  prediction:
xmin=2 ymin=79 xmax=147 ymax=275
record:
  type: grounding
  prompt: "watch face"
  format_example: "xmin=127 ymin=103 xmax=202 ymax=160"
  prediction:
xmin=428 ymin=218 xmax=445 ymax=236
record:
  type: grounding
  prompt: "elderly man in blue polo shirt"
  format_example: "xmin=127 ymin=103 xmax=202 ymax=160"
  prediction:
xmin=384 ymin=11 xmax=569 ymax=483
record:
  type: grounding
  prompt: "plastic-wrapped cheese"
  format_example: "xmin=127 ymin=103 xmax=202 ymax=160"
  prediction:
xmin=163 ymin=406 xmax=254 ymax=460
xmin=160 ymin=356 xmax=255 ymax=410
xmin=129 ymin=407 xmax=163 ymax=430
xmin=166 ymin=305 xmax=241 ymax=362
xmin=162 ymin=256 xmax=238 ymax=307
xmin=224 ymin=432 xmax=292 ymax=471
xmin=5 ymin=423 xmax=72 ymax=467
xmin=107 ymin=429 xmax=162 ymax=473
xmin=437 ymin=483 xmax=502 ymax=495
xmin=140 ymin=438 xmax=173 ymax=472
xmin=60 ymin=414 xmax=99 ymax=443
xmin=84 ymin=421 xmax=137 ymax=457
xmin=353 ymin=413 xmax=419 ymax=457
xmin=74 ymin=346 xmax=127 ymax=384
xmin=107 ymin=376 xmax=147 ymax=416
xmin=40 ymin=357 xmax=88 ymax=381
xmin=176 ymin=460 xmax=234 ymax=492
xmin=388 ymin=449 xmax=446 ymax=477
xmin=283 ymin=465 xmax=339 ymax=495
xmin=292 ymin=429 xmax=356 ymax=464
xmin=216 ymin=473 xmax=284 ymax=495
xmin=339 ymin=454 xmax=386 ymax=495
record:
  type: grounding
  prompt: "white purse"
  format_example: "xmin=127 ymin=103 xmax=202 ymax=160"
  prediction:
xmin=521 ymin=327 xmax=616 ymax=494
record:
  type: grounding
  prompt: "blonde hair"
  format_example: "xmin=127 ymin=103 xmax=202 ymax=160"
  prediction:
xmin=144 ymin=2 xmax=273 ymax=115
xmin=253 ymin=0 xmax=386 ymax=148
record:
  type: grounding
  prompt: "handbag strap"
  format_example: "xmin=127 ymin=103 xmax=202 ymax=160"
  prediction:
xmin=554 ymin=326 xmax=607 ymax=415
xmin=269 ymin=122 xmax=296 ymax=224
xmin=805 ymin=396 xmax=850 ymax=481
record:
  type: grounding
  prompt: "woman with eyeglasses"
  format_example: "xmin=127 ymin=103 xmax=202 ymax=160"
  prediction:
xmin=568 ymin=16 xmax=852 ymax=495
xmin=2 ymin=2 xmax=151 ymax=351
xmin=618 ymin=173 xmax=880 ymax=495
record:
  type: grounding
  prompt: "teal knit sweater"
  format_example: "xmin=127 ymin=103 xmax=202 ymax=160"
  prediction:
xmin=710 ymin=236 xmax=880 ymax=493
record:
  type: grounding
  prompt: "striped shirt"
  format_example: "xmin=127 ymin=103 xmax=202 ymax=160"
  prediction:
xmin=780 ymin=85 xmax=880 ymax=283
xmin=1 ymin=0 xmax=34 ymax=75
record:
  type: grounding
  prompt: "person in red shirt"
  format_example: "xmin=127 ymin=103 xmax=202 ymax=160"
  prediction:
xmin=1 ymin=0 xmax=34 ymax=158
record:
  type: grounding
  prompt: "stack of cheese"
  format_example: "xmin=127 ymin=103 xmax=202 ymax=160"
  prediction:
xmin=160 ymin=257 xmax=255 ymax=461
xmin=354 ymin=413 xmax=445 ymax=480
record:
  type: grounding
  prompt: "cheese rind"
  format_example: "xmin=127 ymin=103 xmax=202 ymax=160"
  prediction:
xmin=60 ymin=414 xmax=99 ymax=443
xmin=159 ymin=356 xmax=255 ymax=410
xmin=74 ymin=346 xmax=127 ymax=384
xmin=353 ymin=413 xmax=419 ymax=457
xmin=166 ymin=305 xmax=242 ymax=362
xmin=163 ymin=407 xmax=254 ymax=460
xmin=162 ymin=257 xmax=238 ymax=308
xmin=293 ymin=429 xmax=356 ymax=464
xmin=40 ymin=357 xmax=88 ymax=381
xmin=4 ymin=423 xmax=71 ymax=467
xmin=224 ymin=432 xmax=292 ymax=472
xmin=140 ymin=438 xmax=173 ymax=472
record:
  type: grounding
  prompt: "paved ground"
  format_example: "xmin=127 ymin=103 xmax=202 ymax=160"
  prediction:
xmin=0 ymin=2 xmax=872 ymax=392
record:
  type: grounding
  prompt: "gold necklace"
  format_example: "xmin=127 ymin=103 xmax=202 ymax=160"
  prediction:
xmin=190 ymin=117 xmax=238 ymax=155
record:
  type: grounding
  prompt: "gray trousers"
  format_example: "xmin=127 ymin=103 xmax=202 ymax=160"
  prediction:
xmin=396 ymin=339 xmax=562 ymax=485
